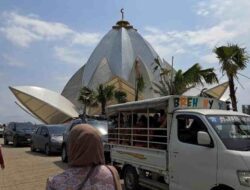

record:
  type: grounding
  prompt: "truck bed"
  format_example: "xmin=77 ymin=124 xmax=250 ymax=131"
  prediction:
xmin=110 ymin=144 xmax=168 ymax=175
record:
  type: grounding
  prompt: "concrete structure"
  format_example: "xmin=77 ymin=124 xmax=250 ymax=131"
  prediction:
xmin=9 ymin=86 xmax=79 ymax=124
xmin=61 ymin=19 xmax=171 ymax=110
xmin=9 ymin=17 xmax=229 ymax=123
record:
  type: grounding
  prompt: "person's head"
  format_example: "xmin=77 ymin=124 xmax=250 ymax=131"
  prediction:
xmin=138 ymin=115 xmax=147 ymax=127
xmin=68 ymin=124 xmax=104 ymax=167
xmin=159 ymin=109 xmax=165 ymax=117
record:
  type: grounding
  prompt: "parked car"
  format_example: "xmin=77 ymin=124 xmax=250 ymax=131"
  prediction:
xmin=4 ymin=122 xmax=34 ymax=146
xmin=30 ymin=124 xmax=67 ymax=155
xmin=61 ymin=117 xmax=108 ymax=162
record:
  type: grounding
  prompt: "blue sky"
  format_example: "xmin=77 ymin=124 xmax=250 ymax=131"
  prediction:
xmin=0 ymin=0 xmax=250 ymax=123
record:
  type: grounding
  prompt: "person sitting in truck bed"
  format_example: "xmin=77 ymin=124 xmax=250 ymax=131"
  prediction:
xmin=153 ymin=110 xmax=167 ymax=149
xmin=133 ymin=115 xmax=148 ymax=147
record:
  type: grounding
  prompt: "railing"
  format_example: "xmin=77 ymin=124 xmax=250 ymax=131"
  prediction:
xmin=108 ymin=127 xmax=167 ymax=150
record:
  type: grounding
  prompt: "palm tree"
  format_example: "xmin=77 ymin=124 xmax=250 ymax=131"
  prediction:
xmin=78 ymin=86 xmax=97 ymax=114
xmin=96 ymin=84 xmax=115 ymax=115
xmin=114 ymin=90 xmax=127 ymax=103
xmin=134 ymin=58 xmax=145 ymax=101
xmin=214 ymin=44 xmax=249 ymax=111
xmin=153 ymin=58 xmax=218 ymax=95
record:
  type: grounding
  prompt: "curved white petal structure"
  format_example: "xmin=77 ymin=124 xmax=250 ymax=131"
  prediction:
xmin=9 ymin=86 xmax=79 ymax=124
xmin=61 ymin=20 xmax=173 ymax=108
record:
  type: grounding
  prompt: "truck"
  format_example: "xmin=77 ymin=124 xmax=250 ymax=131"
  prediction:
xmin=106 ymin=95 xmax=250 ymax=190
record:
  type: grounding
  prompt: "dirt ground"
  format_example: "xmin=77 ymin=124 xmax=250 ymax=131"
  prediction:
xmin=0 ymin=138 xmax=67 ymax=190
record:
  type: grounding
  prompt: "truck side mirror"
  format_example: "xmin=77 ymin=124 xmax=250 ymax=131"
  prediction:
xmin=197 ymin=131 xmax=212 ymax=147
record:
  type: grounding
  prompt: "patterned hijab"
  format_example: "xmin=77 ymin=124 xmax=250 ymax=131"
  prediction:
xmin=68 ymin=124 xmax=105 ymax=167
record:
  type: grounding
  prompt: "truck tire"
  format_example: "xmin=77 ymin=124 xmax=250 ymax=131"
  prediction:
xmin=124 ymin=166 xmax=139 ymax=190
xmin=211 ymin=185 xmax=234 ymax=190
xmin=61 ymin=145 xmax=68 ymax=162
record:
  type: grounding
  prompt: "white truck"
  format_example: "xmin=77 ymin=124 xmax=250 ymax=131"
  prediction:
xmin=106 ymin=95 xmax=250 ymax=190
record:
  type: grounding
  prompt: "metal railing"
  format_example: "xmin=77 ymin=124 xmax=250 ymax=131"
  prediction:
xmin=108 ymin=127 xmax=167 ymax=150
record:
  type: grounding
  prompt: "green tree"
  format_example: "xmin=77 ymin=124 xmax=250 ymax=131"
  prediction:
xmin=78 ymin=86 xmax=97 ymax=114
xmin=114 ymin=90 xmax=127 ymax=103
xmin=214 ymin=44 xmax=249 ymax=111
xmin=96 ymin=84 xmax=115 ymax=115
xmin=153 ymin=58 xmax=218 ymax=95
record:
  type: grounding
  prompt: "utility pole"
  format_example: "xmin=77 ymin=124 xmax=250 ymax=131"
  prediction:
xmin=171 ymin=56 xmax=174 ymax=84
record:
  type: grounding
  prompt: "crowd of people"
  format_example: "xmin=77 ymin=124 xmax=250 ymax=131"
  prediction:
xmin=108 ymin=109 xmax=168 ymax=148
xmin=0 ymin=110 xmax=167 ymax=189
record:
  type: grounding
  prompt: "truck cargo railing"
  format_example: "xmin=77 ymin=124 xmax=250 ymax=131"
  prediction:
xmin=108 ymin=127 xmax=167 ymax=150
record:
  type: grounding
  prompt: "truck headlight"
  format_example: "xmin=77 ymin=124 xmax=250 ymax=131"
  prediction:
xmin=238 ymin=171 xmax=250 ymax=187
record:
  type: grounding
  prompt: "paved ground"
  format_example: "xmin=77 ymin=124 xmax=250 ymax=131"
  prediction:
xmin=0 ymin=138 xmax=67 ymax=190
xmin=0 ymin=138 xmax=127 ymax=190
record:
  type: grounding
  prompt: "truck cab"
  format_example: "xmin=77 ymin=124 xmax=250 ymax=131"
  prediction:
xmin=106 ymin=96 xmax=250 ymax=190
xmin=169 ymin=109 xmax=250 ymax=190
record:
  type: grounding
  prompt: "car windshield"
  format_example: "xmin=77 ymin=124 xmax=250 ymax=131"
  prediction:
xmin=207 ymin=115 xmax=250 ymax=151
xmin=16 ymin=123 xmax=34 ymax=132
xmin=87 ymin=119 xmax=108 ymax=135
xmin=48 ymin=125 xmax=67 ymax=135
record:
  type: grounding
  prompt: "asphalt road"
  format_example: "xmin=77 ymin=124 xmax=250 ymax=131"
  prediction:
xmin=0 ymin=138 xmax=67 ymax=190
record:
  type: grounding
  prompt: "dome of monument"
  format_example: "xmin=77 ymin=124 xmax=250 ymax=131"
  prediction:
xmin=62 ymin=19 xmax=168 ymax=108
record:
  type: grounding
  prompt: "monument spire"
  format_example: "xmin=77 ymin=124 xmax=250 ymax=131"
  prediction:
xmin=113 ymin=8 xmax=135 ymax=30
xmin=120 ymin=8 xmax=124 ymax=20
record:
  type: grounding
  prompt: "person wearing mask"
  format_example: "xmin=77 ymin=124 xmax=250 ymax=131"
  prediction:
xmin=46 ymin=124 xmax=122 ymax=190
xmin=0 ymin=145 xmax=5 ymax=169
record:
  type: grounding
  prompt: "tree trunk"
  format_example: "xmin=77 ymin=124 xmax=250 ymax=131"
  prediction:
xmin=228 ymin=75 xmax=237 ymax=111
xmin=101 ymin=101 xmax=106 ymax=115
xmin=135 ymin=87 xmax=138 ymax=101
xmin=83 ymin=101 xmax=87 ymax=114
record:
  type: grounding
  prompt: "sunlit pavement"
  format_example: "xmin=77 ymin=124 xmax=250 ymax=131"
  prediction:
xmin=0 ymin=138 xmax=67 ymax=190
xmin=0 ymin=138 xmax=126 ymax=190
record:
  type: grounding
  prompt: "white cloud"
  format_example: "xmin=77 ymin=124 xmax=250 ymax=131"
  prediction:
xmin=200 ymin=53 xmax=218 ymax=65
xmin=0 ymin=12 xmax=101 ymax=48
xmin=54 ymin=46 xmax=85 ymax=65
xmin=6 ymin=12 xmax=73 ymax=38
xmin=144 ymin=0 xmax=250 ymax=62
xmin=1 ymin=26 xmax=42 ymax=47
xmin=195 ymin=0 xmax=250 ymax=20
xmin=2 ymin=53 xmax=26 ymax=67
xmin=72 ymin=33 xmax=101 ymax=46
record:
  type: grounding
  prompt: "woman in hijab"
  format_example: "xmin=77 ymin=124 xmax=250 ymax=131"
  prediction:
xmin=46 ymin=124 xmax=122 ymax=190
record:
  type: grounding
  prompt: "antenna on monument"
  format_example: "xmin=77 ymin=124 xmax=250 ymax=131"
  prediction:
xmin=120 ymin=8 xmax=124 ymax=20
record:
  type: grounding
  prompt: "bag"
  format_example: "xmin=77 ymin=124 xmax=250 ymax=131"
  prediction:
xmin=77 ymin=166 xmax=95 ymax=190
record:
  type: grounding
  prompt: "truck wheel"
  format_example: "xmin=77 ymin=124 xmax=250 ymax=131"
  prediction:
xmin=45 ymin=144 xmax=51 ymax=156
xmin=61 ymin=145 xmax=68 ymax=162
xmin=4 ymin=137 xmax=8 ymax=145
xmin=124 ymin=166 xmax=139 ymax=190
xmin=13 ymin=137 xmax=18 ymax=147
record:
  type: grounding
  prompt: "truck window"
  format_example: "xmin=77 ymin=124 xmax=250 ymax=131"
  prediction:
xmin=177 ymin=115 xmax=208 ymax=145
